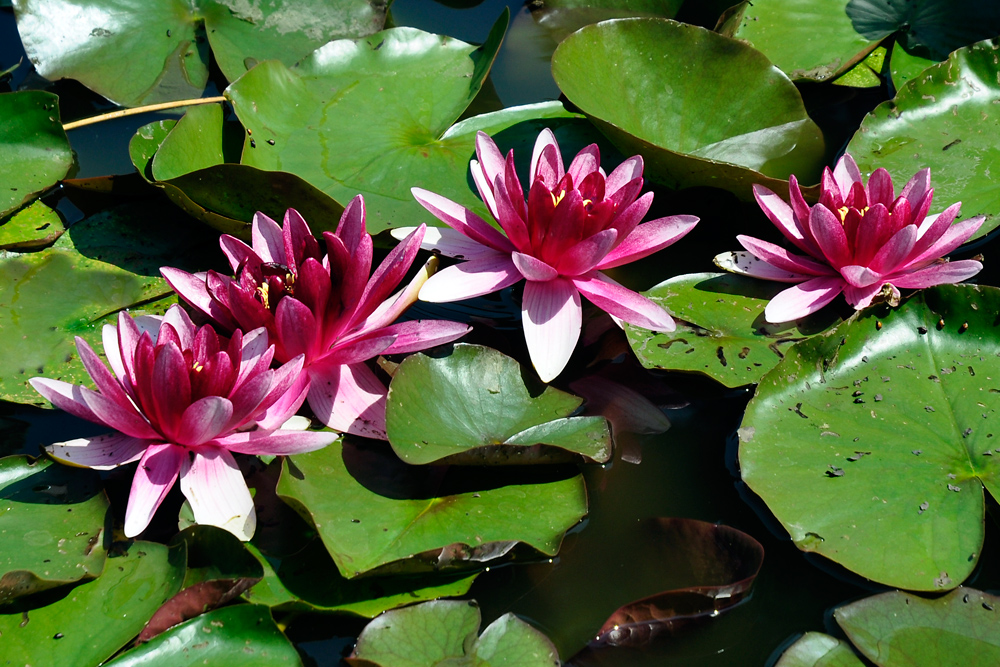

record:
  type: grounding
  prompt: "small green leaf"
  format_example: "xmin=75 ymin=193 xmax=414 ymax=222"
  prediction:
xmin=774 ymin=632 xmax=866 ymax=667
xmin=387 ymin=344 xmax=611 ymax=464
xmin=0 ymin=91 xmax=72 ymax=218
xmin=150 ymin=103 xmax=226 ymax=182
xmin=129 ymin=119 xmax=176 ymax=182
xmin=887 ymin=40 xmax=939 ymax=91
xmin=831 ymin=46 xmax=887 ymax=88
xmin=0 ymin=200 xmax=64 ymax=250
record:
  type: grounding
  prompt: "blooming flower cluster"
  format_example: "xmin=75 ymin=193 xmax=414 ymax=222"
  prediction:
xmin=715 ymin=154 xmax=984 ymax=323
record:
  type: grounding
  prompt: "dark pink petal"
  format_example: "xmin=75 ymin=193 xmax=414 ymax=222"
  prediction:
xmin=176 ymin=396 xmax=234 ymax=446
xmin=275 ymin=297 xmax=318 ymax=361
xmin=852 ymin=204 xmax=890 ymax=267
xmin=605 ymin=156 xmax=643 ymax=198
xmin=737 ymin=235 xmax=833 ymax=276
xmin=151 ymin=342 xmax=193 ymax=436
xmin=219 ymin=234 xmax=258 ymax=273
xmin=787 ymin=176 xmax=814 ymax=240
xmin=132 ymin=332 xmax=157 ymax=417
xmin=191 ymin=351 xmax=235 ymax=403
xmin=557 ymin=229 xmax=618 ymax=276
xmin=606 ymin=191 xmax=653 ymax=244
xmin=522 ymin=278 xmax=582 ymax=383
xmin=419 ymin=254 xmax=521 ymax=302
xmin=47 ymin=432 xmax=151 ymax=470
xmin=819 ymin=168 xmax=842 ymax=210
xmin=753 ymin=185 xmax=820 ymax=256
xmin=832 ymin=154 xmax=862 ymax=199
xmin=295 ymin=257 xmax=332 ymax=320
xmin=226 ymin=370 xmax=273 ymax=427
xmin=475 ymin=131 xmax=507 ymax=195
xmin=839 ymin=264 xmax=882 ymax=288
xmin=191 ymin=325 xmax=220 ymax=366
xmin=842 ymin=281 xmax=891 ymax=310
xmin=411 ymin=187 xmax=515 ymax=253
xmin=493 ymin=174 xmax=531 ymax=252
xmin=713 ymin=251 xmax=813 ymax=283
xmin=282 ymin=208 xmax=319 ymax=274
xmin=869 ymin=224 xmax=918 ymax=275
xmin=889 ymin=197 xmax=912 ymax=234
xmin=573 ymin=272 xmax=675 ymax=331
xmin=253 ymin=360 xmax=310 ymax=430
xmin=252 ymin=211 xmax=286 ymax=265
xmin=542 ymin=188 xmax=587 ymax=257
xmin=905 ymin=215 xmax=984 ymax=268
xmin=336 ymin=195 xmax=366 ymax=256
xmin=890 ymin=259 xmax=983 ymax=289
xmin=124 ymin=443 xmax=183 ymax=538
xmin=608 ymin=176 xmax=644 ymax=214
xmin=116 ymin=311 xmax=144 ymax=388
xmin=325 ymin=333 xmax=397 ymax=366
xmin=567 ymin=143 xmax=600 ymax=184
xmin=512 ymin=251 xmax=559 ymax=281
xmin=909 ymin=203 xmax=962 ymax=258
xmin=29 ymin=377 xmax=103 ymax=425
xmin=597 ymin=215 xmax=699 ymax=269
xmin=809 ymin=205 xmax=852 ymax=269
xmin=76 ymin=336 xmax=134 ymax=412
xmin=764 ymin=276 xmax=845 ymax=323
xmin=378 ymin=320 xmax=471 ymax=355
xmin=224 ymin=281 xmax=273 ymax=333
xmin=80 ymin=387 xmax=161 ymax=440
xmin=307 ymin=361 xmax=388 ymax=438
xmin=161 ymin=268 xmax=237 ymax=331
xmin=867 ymin=168 xmax=895 ymax=208
xmin=910 ymin=188 xmax=934 ymax=229
xmin=179 ymin=447 xmax=255 ymax=541
xmin=355 ymin=225 xmax=425 ymax=324
xmin=214 ymin=429 xmax=338 ymax=456
xmin=236 ymin=328 xmax=271 ymax=386
xmin=503 ymin=153 xmax=527 ymax=223
xmin=899 ymin=167 xmax=930 ymax=210
xmin=163 ymin=306 xmax=196 ymax=348
xmin=530 ymin=128 xmax=564 ymax=185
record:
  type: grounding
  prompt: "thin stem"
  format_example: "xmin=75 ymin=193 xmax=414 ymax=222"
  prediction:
xmin=61 ymin=95 xmax=227 ymax=131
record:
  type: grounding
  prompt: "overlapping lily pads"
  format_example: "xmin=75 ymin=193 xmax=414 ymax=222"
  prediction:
xmin=625 ymin=273 xmax=842 ymax=387
xmin=552 ymin=18 xmax=826 ymax=200
xmin=277 ymin=440 xmax=588 ymax=577
xmin=848 ymin=39 xmax=1000 ymax=241
xmin=13 ymin=0 xmax=387 ymax=107
xmin=386 ymin=344 xmax=611 ymax=464
xmin=740 ymin=284 xmax=1000 ymax=590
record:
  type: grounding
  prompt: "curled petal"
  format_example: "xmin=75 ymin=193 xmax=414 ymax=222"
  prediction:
xmin=214 ymin=429 xmax=339 ymax=456
xmin=180 ymin=448 xmax=256 ymax=541
xmin=843 ymin=281 xmax=892 ymax=310
xmin=124 ymin=443 xmax=183 ymax=538
xmin=764 ymin=276 xmax=844 ymax=323
xmin=219 ymin=234 xmax=258 ymax=273
xmin=47 ymin=432 xmax=151 ymax=470
xmin=573 ymin=272 xmax=674 ymax=332
xmin=411 ymin=187 xmax=514 ymax=253
xmin=390 ymin=226 xmax=497 ymax=261
xmin=512 ymin=252 xmax=559 ymax=281
xmin=713 ymin=251 xmax=813 ymax=283
xmin=597 ymin=215 xmax=699 ymax=269
xmin=376 ymin=319 xmax=471 ymax=356
xmin=307 ymin=361 xmax=388 ymax=439
xmin=840 ymin=264 xmax=882 ymax=288
xmin=890 ymin=259 xmax=984 ymax=289
xmin=737 ymin=235 xmax=833 ymax=276
xmin=522 ymin=278 xmax=582 ymax=383
xmin=419 ymin=254 xmax=521 ymax=302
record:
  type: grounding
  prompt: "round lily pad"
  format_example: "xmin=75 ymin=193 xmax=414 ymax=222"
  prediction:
xmin=740 ymin=284 xmax=1000 ymax=591
xmin=775 ymin=632 xmax=866 ymax=667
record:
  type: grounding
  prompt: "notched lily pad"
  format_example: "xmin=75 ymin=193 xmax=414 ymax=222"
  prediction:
xmin=387 ymin=344 xmax=611 ymax=464
xmin=740 ymin=284 xmax=1000 ymax=590
xmin=625 ymin=273 xmax=842 ymax=387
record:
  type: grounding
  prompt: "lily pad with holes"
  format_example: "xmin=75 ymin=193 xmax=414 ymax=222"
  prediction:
xmin=848 ymin=40 xmax=1000 ymax=241
xmin=740 ymin=284 xmax=1000 ymax=591
xmin=625 ymin=273 xmax=843 ymax=387
xmin=386 ymin=344 xmax=611 ymax=464
xmin=774 ymin=632 xmax=866 ymax=667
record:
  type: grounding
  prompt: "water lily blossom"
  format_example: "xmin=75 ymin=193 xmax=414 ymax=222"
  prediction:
xmin=398 ymin=129 xmax=699 ymax=382
xmin=30 ymin=306 xmax=337 ymax=540
xmin=162 ymin=198 xmax=470 ymax=439
xmin=715 ymin=154 xmax=984 ymax=323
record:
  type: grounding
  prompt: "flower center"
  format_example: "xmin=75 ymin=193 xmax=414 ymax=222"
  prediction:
xmin=253 ymin=262 xmax=296 ymax=312
xmin=837 ymin=205 xmax=869 ymax=223
xmin=550 ymin=190 xmax=567 ymax=208
xmin=192 ymin=361 xmax=204 ymax=373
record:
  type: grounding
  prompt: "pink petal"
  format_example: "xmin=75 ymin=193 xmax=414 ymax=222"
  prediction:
xmin=275 ymin=297 xmax=318 ymax=361
xmin=607 ymin=191 xmax=653 ymax=243
xmin=79 ymin=386 xmax=161 ymax=440
xmin=47 ymin=432 xmax=151 ymax=470
xmin=605 ymin=156 xmax=643 ymax=197
xmin=713 ymin=251 xmax=813 ymax=283
xmin=492 ymin=173 xmax=532 ymax=252
xmin=213 ymin=429 xmax=338 ymax=456
xmin=842 ymin=281 xmax=890 ymax=310
xmin=251 ymin=211 xmax=286 ymax=265
xmin=890 ymin=260 xmax=983 ymax=289
xmin=419 ymin=254 xmax=521 ymax=302
xmin=752 ymin=185 xmax=820 ymax=256
xmin=530 ymin=128 xmax=564 ymax=185
xmin=851 ymin=203 xmax=891 ymax=267
xmin=160 ymin=268 xmax=237 ymax=331
xmin=906 ymin=215 xmax=984 ymax=268
xmin=522 ymin=278 xmax=582 ymax=383
xmin=475 ymin=131 xmax=507 ymax=196
xmin=764 ymin=276 xmax=844 ymax=323
xmin=512 ymin=252 xmax=559 ymax=281
xmin=282 ymin=208 xmax=318 ymax=275
xmin=325 ymin=333 xmax=398 ymax=366
xmin=30 ymin=377 xmax=102 ymax=425
xmin=162 ymin=306 xmax=196 ymax=349
xmin=253 ymin=367 xmax=310 ymax=431
xmin=307 ymin=361 xmax=388 ymax=439
xmin=737 ymin=235 xmax=833 ymax=276
xmin=150 ymin=342 xmax=192 ymax=434
xmin=866 ymin=168 xmax=895 ymax=208
xmin=573 ymin=272 xmax=675 ymax=331
xmin=557 ymin=229 xmax=618 ymax=276
xmin=102 ymin=323 xmax=129 ymax=386
xmin=597 ymin=215 xmax=699 ymax=269
xmin=124 ymin=443 xmax=183 ymax=537
xmin=411 ymin=187 xmax=514 ymax=253
xmin=839 ymin=265 xmax=882 ymax=289
xmin=355 ymin=225 xmax=425 ymax=324
xmin=567 ymin=143 xmax=600 ymax=184
xmin=914 ymin=202 xmax=960 ymax=246
xmin=378 ymin=320 xmax=471 ymax=355
xmin=179 ymin=447 xmax=256 ymax=541
xmin=236 ymin=328 xmax=271 ymax=387
xmin=391 ymin=226 xmax=497 ymax=261
xmin=832 ymin=154 xmax=862 ymax=199
xmin=869 ymin=224 xmax=918 ymax=275
xmin=176 ymin=396 xmax=234 ymax=446
xmin=75 ymin=337 xmax=134 ymax=413
xmin=470 ymin=159 xmax=499 ymax=220
xmin=899 ymin=167 xmax=931 ymax=210
xmin=336 ymin=195 xmax=366 ymax=256
xmin=809 ymin=205 xmax=852 ymax=269
xmin=219 ymin=234 xmax=258 ymax=272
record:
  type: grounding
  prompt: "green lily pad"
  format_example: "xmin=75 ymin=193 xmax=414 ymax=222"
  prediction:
xmin=277 ymin=440 xmax=588 ymax=577
xmin=845 ymin=0 xmax=1000 ymax=60
xmin=835 ymin=588 xmax=1000 ymax=666
xmin=0 ymin=541 xmax=185 ymax=666
xmin=0 ymin=200 xmax=64 ymax=250
xmin=0 ymin=456 xmax=108 ymax=604
xmin=551 ymin=18 xmax=826 ymax=200
xmin=349 ymin=599 xmax=560 ymax=667
xmin=106 ymin=604 xmax=302 ymax=666
xmin=386 ymin=344 xmax=611 ymax=464
xmin=129 ymin=119 xmax=176 ymax=182
xmin=624 ymin=273 xmax=842 ymax=388
xmin=169 ymin=525 xmax=263 ymax=588
xmin=831 ymin=45 xmax=887 ymax=88
xmin=740 ymin=284 xmax=1000 ymax=591
xmin=888 ymin=40 xmax=939 ymax=91
xmin=720 ymin=0 xmax=877 ymax=81
xmin=0 ymin=90 xmax=72 ymax=219
xmin=529 ymin=0 xmax=683 ymax=43
xmin=244 ymin=540 xmax=478 ymax=617
xmin=150 ymin=103 xmax=227 ymax=182
xmin=847 ymin=39 xmax=1000 ymax=241
xmin=13 ymin=0 xmax=387 ymax=107
xmin=775 ymin=632 xmax=866 ymax=667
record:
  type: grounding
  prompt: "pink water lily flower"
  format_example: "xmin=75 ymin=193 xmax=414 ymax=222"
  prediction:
xmin=715 ymin=154 xmax=984 ymax=323
xmin=398 ymin=129 xmax=699 ymax=382
xmin=162 ymin=197 xmax=470 ymax=439
xmin=30 ymin=306 xmax=336 ymax=540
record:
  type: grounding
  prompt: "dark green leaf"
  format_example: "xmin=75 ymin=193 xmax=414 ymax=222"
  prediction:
xmin=0 ymin=91 xmax=72 ymax=218
xmin=530 ymin=0 xmax=683 ymax=43
xmin=740 ymin=285 xmax=1000 ymax=590
xmin=0 ymin=200 xmax=64 ymax=250
xmin=774 ymin=632 xmax=866 ymax=667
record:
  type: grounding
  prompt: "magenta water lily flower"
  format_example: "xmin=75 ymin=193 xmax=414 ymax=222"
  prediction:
xmin=30 ymin=306 xmax=336 ymax=540
xmin=715 ymin=154 xmax=984 ymax=323
xmin=162 ymin=197 xmax=470 ymax=439
xmin=398 ymin=129 xmax=699 ymax=382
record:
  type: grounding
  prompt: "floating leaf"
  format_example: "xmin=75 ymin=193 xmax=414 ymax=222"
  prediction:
xmin=832 ymin=45 xmax=887 ymax=88
xmin=13 ymin=0 xmax=387 ymax=107
xmin=625 ymin=273 xmax=842 ymax=388
xmin=720 ymin=0 xmax=877 ymax=81
xmin=0 ymin=90 xmax=72 ymax=218
xmin=887 ymin=40 xmax=938 ymax=91
xmin=348 ymin=599 xmax=560 ymax=667
xmin=834 ymin=588 xmax=1000 ymax=665
xmin=847 ymin=39 xmax=1000 ymax=241
xmin=0 ymin=200 xmax=64 ymax=250
xmin=774 ymin=632 xmax=866 ymax=667
xmin=529 ymin=0 xmax=682 ymax=43
xmin=740 ymin=284 xmax=1000 ymax=590
xmin=552 ymin=18 xmax=826 ymax=200
xmin=387 ymin=344 xmax=611 ymax=464
xmin=106 ymin=604 xmax=302 ymax=666
xmin=0 ymin=541 xmax=185 ymax=666
xmin=0 ymin=456 xmax=107 ymax=604
xmin=277 ymin=440 xmax=588 ymax=577
xmin=149 ymin=103 xmax=228 ymax=182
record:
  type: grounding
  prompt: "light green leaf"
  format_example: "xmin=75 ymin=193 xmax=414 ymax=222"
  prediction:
xmin=0 ymin=200 xmax=64 ymax=250
xmin=774 ymin=632 xmax=866 ymax=667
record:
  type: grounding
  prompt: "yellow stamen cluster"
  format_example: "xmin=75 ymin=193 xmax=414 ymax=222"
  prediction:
xmin=256 ymin=283 xmax=270 ymax=309
xmin=192 ymin=362 xmax=204 ymax=373
xmin=836 ymin=205 xmax=870 ymax=224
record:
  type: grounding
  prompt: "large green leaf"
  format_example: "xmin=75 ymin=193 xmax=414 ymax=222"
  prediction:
xmin=0 ymin=456 xmax=107 ymax=604
xmin=835 ymin=588 xmax=1000 ymax=666
xmin=277 ymin=440 xmax=588 ymax=577
xmin=551 ymin=18 xmax=826 ymax=200
xmin=386 ymin=344 xmax=611 ymax=464
xmin=719 ymin=0 xmax=877 ymax=81
xmin=0 ymin=91 xmax=72 ymax=219
xmin=740 ymin=284 xmax=1000 ymax=591
xmin=13 ymin=0 xmax=387 ymax=107
xmin=848 ymin=39 xmax=1000 ymax=240
xmin=625 ymin=273 xmax=843 ymax=388
xmin=0 ymin=541 xmax=185 ymax=666
xmin=775 ymin=632 xmax=866 ymax=667
xmin=106 ymin=604 xmax=302 ymax=666
xmin=349 ymin=599 xmax=560 ymax=667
